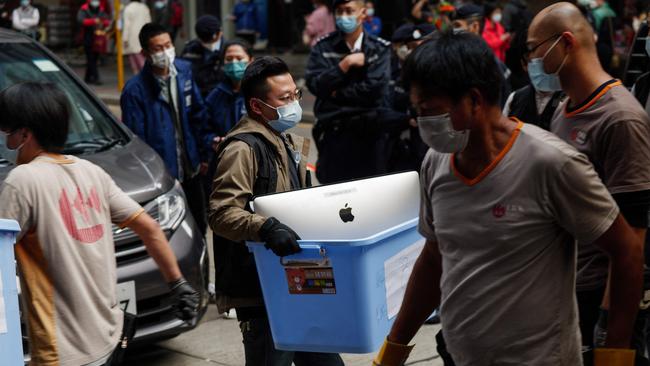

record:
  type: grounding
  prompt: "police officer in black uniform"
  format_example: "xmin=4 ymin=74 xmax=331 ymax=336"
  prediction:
xmin=451 ymin=4 xmax=511 ymax=108
xmin=386 ymin=22 xmax=435 ymax=173
xmin=180 ymin=15 xmax=225 ymax=97
xmin=306 ymin=0 xmax=393 ymax=184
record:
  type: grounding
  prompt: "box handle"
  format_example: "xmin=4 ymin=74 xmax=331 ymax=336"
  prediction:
xmin=280 ymin=245 xmax=330 ymax=267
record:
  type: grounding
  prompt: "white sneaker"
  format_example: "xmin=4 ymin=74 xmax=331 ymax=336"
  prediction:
xmin=221 ymin=309 xmax=237 ymax=319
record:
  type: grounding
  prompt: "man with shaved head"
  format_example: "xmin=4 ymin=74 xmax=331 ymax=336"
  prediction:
xmin=528 ymin=3 xmax=650 ymax=365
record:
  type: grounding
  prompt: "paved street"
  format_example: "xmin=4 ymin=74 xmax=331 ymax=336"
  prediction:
xmin=123 ymin=306 xmax=443 ymax=365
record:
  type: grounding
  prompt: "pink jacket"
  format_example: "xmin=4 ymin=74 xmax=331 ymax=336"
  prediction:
xmin=304 ymin=5 xmax=335 ymax=47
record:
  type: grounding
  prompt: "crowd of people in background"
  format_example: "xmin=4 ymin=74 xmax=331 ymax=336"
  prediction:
xmin=7 ymin=0 xmax=650 ymax=365
xmin=109 ymin=1 xmax=650 ymax=365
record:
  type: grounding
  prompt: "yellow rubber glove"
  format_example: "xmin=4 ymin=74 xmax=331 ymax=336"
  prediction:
xmin=372 ymin=338 xmax=415 ymax=366
xmin=594 ymin=348 xmax=636 ymax=366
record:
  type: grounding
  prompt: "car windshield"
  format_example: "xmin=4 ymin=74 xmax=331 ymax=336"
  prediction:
xmin=0 ymin=42 xmax=126 ymax=166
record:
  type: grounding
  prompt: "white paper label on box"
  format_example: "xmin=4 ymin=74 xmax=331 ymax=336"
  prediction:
xmin=384 ymin=239 xmax=426 ymax=319
xmin=0 ymin=269 xmax=6 ymax=334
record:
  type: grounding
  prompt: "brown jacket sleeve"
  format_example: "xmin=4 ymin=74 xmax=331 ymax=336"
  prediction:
xmin=208 ymin=140 xmax=267 ymax=242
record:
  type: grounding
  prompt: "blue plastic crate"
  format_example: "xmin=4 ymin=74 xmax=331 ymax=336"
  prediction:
xmin=0 ymin=219 xmax=23 ymax=365
xmin=247 ymin=218 xmax=424 ymax=354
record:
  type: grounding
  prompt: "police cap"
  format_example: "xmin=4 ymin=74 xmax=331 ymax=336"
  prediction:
xmin=452 ymin=4 xmax=484 ymax=20
xmin=332 ymin=0 xmax=363 ymax=7
xmin=391 ymin=23 xmax=415 ymax=43
xmin=195 ymin=15 xmax=222 ymax=42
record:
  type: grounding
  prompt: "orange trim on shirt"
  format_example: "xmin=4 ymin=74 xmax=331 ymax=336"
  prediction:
xmin=564 ymin=80 xmax=622 ymax=118
xmin=15 ymin=229 xmax=59 ymax=365
xmin=38 ymin=153 xmax=75 ymax=164
xmin=451 ymin=121 xmax=524 ymax=187
xmin=117 ymin=208 xmax=145 ymax=229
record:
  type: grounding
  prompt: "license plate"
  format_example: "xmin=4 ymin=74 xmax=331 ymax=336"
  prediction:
xmin=116 ymin=281 xmax=137 ymax=315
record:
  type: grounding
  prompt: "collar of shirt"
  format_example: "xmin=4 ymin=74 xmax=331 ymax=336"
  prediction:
xmin=347 ymin=32 xmax=364 ymax=52
xmin=154 ymin=62 xmax=178 ymax=84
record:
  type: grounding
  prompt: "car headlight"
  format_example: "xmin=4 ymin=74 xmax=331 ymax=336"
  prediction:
xmin=144 ymin=183 xmax=186 ymax=233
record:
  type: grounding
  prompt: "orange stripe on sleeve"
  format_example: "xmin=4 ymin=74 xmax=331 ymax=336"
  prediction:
xmin=117 ymin=208 xmax=145 ymax=229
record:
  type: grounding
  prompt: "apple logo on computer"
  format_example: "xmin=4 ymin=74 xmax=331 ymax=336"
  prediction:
xmin=339 ymin=203 xmax=354 ymax=223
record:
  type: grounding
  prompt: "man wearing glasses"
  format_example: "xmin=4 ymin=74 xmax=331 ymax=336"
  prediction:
xmin=208 ymin=56 xmax=344 ymax=366
xmin=528 ymin=3 xmax=650 ymax=365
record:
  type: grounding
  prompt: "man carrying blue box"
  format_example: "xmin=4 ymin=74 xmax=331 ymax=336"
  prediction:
xmin=208 ymin=56 xmax=343 ymax=366
xmin=373 ymin=32 xmax=643 ymax=366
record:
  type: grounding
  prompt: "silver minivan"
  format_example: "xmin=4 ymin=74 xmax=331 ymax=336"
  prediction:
xmin=0 ymin=30 xmax=210 ymax=361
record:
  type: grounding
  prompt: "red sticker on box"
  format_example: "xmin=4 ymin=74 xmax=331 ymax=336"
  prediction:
xmin=285 ymin=265 xmax=336 ymax=295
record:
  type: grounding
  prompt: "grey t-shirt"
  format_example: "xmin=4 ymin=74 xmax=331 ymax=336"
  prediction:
xmin=551 ymin=80 xmax=650 ymax=290
xmin=419 ymin=122 xmax=618 ymax=365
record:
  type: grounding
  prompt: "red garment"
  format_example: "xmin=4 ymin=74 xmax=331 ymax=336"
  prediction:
xmin=79 ymin=1 xmax=110 ymax=28
xmin=482 ymin=18 xmax=509 ymax=62
xmin=170 ymin=1 xmax=183 ymax=27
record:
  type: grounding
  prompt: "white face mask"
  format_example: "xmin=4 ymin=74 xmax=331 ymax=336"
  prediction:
xmin=150 ymin=47 xmax=175 ymax=69
xmin=491 ymin=13 xmax=502 ymax=23
xmin=417 ymin=113 xmax=470 ymax=153
xmin=396 ymin=45 xmax=411 ymax=61
xmin=0 ymin=131 xmax=25 ymax=165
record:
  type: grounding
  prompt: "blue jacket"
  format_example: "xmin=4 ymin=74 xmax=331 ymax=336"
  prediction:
xmin=120 ymin=59 xmax=209 ymax=180
xmin=363 ymin=17 xmax=382 ymax=37
xmin=233 ymin=2 xmax=257 ymax=32
xmin=204 ymin=81 xmax=245 ymax=148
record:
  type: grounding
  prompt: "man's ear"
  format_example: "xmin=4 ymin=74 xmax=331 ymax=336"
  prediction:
xmin=359 ymin=7 xmax=367 ymax=20
xmin=468 ymin=88 xmax=483 ymax=112
xmin=249 ymin=98 xmax=263 ymax=116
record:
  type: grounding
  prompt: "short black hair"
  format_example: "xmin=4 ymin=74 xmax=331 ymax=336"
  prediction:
xmin=221 ymin=39 xmax=254 ymax=63
xmin=0 ymin=82 xmax=70 ymax=152
xmin=241 ymin=56 xmax=291 ymax=114
xmin=403 ymin=31 xmax=503 ymax=106
xmin=139 ymin=23 xmax=169 ymax=52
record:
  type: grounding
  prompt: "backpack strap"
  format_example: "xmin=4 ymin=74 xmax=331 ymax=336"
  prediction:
xmin=216 ymin=133 xmax=278 ymax=198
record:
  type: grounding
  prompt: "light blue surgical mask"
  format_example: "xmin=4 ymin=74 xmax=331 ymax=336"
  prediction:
xmin=20 ymin=0 xmax=29 ymax=7
xmin=258 ymin=100 xmax=303 ymax=133
xmin=223 ymin=61 xmax=247 ymax=81
xmin=527 ymin=36 xmax=568 ymax=93
xmin=336 ymin=15 xmax=359 ymax=34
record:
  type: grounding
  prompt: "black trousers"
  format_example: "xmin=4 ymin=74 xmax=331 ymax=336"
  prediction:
xmin=84 ymin=45 xmax=100 ymax=83
xmin=239 ymin=315 xmax=344 ymax=366
xmin=181 ymin=174 xmax=207 ymax=236
xmin=577 ymin=287 xmax=605 ymax=366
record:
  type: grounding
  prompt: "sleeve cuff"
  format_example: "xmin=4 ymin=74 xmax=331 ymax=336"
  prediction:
xmin=117 ymin=208 xmax=146 ymax=229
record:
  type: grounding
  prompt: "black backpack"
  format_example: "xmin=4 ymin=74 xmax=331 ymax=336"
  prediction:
xmin=212 ymin=133 xmax=278 ymax=298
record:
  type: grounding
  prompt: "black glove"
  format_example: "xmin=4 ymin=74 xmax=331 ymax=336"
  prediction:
xmin=259 ymin=217 xmax=302 ymax=257
xmin=168 ymin=278 xmax=200 ymax=321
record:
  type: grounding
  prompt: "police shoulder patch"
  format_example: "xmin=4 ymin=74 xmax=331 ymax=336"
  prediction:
xmin=315 ymin=31 xmax=337 ymax=46
xmin=375 ymin=36 xmax=391 ymax=47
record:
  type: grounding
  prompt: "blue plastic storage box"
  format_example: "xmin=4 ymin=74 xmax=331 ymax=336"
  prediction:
xmin=0 ymin=219 xmax=23 ymax=365
xmin=247 ymin=218 xmax=424 ymax=354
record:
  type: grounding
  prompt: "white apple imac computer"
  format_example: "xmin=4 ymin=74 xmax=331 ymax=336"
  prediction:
xmin=252 ymin=171 xmax=420 ymax=240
